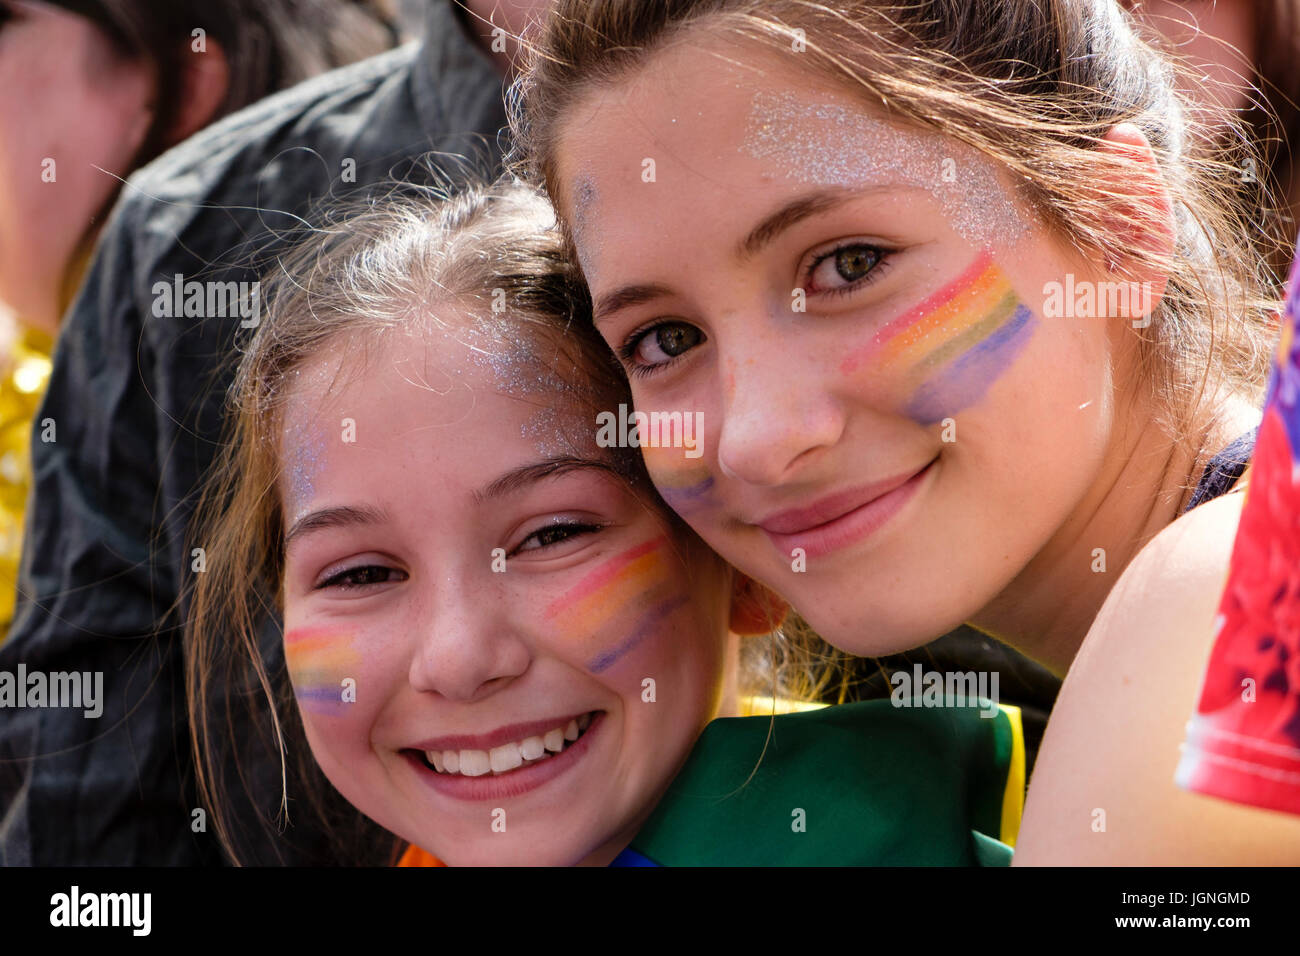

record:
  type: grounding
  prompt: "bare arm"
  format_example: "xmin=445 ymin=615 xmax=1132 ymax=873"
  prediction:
xmin=1015 ymin=492 xmax=1300 ymax=864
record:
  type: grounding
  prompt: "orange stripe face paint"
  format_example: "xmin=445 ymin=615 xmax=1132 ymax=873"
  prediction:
xmin=543 ymin=537 xmax=687 ymax=672
xmin=840 ymin=249 xmax=1037 ymax=424
xmin=285 ymin=626 xmax=360 ymax=716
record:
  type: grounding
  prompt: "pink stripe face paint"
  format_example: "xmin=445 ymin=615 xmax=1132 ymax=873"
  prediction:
xmin=839 ymin=249 xmax=1037 ymax=424
xmin=543 ymin=537 xmax=686 ymax=672
xmin=285 ymin=626 xmax=360 ymax=716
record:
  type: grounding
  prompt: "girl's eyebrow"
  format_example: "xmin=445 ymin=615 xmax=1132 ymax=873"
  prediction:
xmin=593 ymin=282 xmax=675 ymax=327
xmin=285 ymin=504 xmax=389 ymax=547
xmin=592 ymin=185 xmax=903 ymax=325
xmin=475 ymin=456 xmax=624 ymax=503
xmin=736 ymin=189 xmax=849 ymax=261
xmin=736 ymin=185 xmax=900 ymax=261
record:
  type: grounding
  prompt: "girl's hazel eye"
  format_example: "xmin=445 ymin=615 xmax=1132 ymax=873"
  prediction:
xmin=808 ymin=242 xmax=884 ymax=294
xmin=623 ymin=322 xmax=704 ymax=371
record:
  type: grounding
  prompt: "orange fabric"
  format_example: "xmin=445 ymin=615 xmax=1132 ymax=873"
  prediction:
xmin=397 ymin=844 xmax=446 ymax=867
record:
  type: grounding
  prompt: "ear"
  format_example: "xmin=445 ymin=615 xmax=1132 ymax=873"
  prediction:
xmin=1094 ymin=123 xmax=1176 ymax=322
xmin=728 ymin=573 xmax=790 ymax=636
xmin=162 ymin=36 xmax=230 ymax=148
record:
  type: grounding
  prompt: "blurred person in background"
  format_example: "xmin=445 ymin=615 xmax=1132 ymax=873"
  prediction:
xmin=1122 ymin=0 xmax=1300 ymax=283
xmin=0 ymin=0 xmax=400 ymax=633
xmin=0 ymin=0 xmax=545 ymax=866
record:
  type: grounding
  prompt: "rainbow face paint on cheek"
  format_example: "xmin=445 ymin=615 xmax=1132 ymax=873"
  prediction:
xmin=839 ymin=249 xmax=1037 ymax=425
xmin=543 ymin=537 xmax=690 ymax=673
xmin=641 ymin=443 xmax=715 ymax=514
xmin=285 ymin=627 xmax=361 ymax=716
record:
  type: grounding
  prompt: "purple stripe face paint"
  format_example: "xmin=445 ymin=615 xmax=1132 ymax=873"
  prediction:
xmin=285 ymin=626 xmax=359 ymax=717
xmin=642 ymin=443 xmax=715 ymax=515
xmin=841 ymin=249 xmax=1038 ymax=424
xmin=586 ymin=594 xmax=692 ymax=673
xmin=904 ymin=303 xmax=1036 ymax=424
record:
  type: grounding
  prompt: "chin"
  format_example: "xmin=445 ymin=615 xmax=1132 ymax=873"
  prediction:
xmin=806 ymin=597 xmax=972 ymax=659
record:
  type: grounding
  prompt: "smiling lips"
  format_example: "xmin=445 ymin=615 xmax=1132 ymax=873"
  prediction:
xmin=756 ymin=460 xmax=934 ymax=560
xmin=406 ymin=710 xmax=602 ymax=801
xmin=421 ymin=713 xmax=593 ymax=777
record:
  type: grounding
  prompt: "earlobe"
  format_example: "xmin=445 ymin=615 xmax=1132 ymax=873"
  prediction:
xmin=729 ymin=573 xmax=790 ymax=635
xmin=1094 ymin=122 xmax=1176 ymax=319
xmin=164 ymin=36 xmax=231 ymax=148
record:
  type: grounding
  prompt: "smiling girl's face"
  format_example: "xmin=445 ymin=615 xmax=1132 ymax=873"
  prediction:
xmin=554 ymin=34 xmax=1144 ymax=656
xmin=278 ymin=316 xmax=735 ymax=866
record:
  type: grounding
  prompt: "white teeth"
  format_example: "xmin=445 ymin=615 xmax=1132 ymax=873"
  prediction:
xmin=459 ymin=750 xmax=491 ymax=777
xmin=490 ymin=743 xmax=523 ymax=773
xmin=428 ymin=714 xmax=595 ymax=774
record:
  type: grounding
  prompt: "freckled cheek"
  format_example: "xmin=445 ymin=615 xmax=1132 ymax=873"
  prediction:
xmin=838 ymin=360 xmax=913 ymax=411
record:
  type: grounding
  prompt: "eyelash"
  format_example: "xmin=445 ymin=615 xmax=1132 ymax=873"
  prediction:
xmin=619 ymin=328 xmax=682 ymax=380
xmin=512 ymin=520 xmax=605 ymax=555
xmin=617 ymin=242 xmax=892 ymax=379
xmin=805 ymin=242 xmax=892 ymax=299
xmin=318 ymin=565 xmax=405 ymax=592
xmin=313 ymin=521 xmax=607 ymax=591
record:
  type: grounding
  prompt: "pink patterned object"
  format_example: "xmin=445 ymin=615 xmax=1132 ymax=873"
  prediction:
xmin=1175 ymin=239 xmax=1300 ymax=816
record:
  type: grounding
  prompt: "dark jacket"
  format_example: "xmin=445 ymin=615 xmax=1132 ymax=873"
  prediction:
xmin=0 ymin=2 xmax=507 ymax=865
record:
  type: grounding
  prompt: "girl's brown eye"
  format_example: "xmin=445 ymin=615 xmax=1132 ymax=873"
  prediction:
xmin=320 ymin=565 xmax=406 ymax=590
xmin=834 ymin=245 xmax=880 ymax=283
xmin=515 ymin=521 xmax=603 ymax=554
xmin=654 ymin=325 xmax=701 ymax=357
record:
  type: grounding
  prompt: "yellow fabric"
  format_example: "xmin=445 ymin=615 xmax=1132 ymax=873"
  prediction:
xmin=998 ymin=703 xmax=1026 ymax=848
xmin=736 ymin=694 xmax=828 ymax=716
xmin=0 ymin=324 xmax=54 ymax=639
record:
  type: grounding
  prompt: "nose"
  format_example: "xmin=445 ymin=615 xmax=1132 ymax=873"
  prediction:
xmin=407 ymin=573 xmax=529 ymax=702
xmin=714 ymin=342 xmax=846 ymax=487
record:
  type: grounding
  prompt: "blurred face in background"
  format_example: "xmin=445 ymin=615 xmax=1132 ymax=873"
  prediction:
xmin=0 ymin=1 xmax=155 ymax=332
xmin=1122 ymin=0 xmax=1258 ymax=124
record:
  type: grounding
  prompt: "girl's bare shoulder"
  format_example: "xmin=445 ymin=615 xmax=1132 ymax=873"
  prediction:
xmin=1017 ymin=492 xmax=1300 ymax=865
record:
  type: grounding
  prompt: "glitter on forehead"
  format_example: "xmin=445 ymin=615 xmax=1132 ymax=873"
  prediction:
xmin=742 ymin=91 xmax=1029 ymax=246
xmin=468 ymin=335 xmax=600 ymax=459
xmin=284 ymin=417 xmax=327 ymax=514
xmin=569 ymin=173 xmax=600 ymax=275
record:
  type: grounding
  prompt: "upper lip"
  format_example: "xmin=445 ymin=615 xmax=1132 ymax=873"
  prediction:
xmin=408 ymin=711 xmax=593 ymax=753
xmin=755 ymin=464 xmax=930 ymax=536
